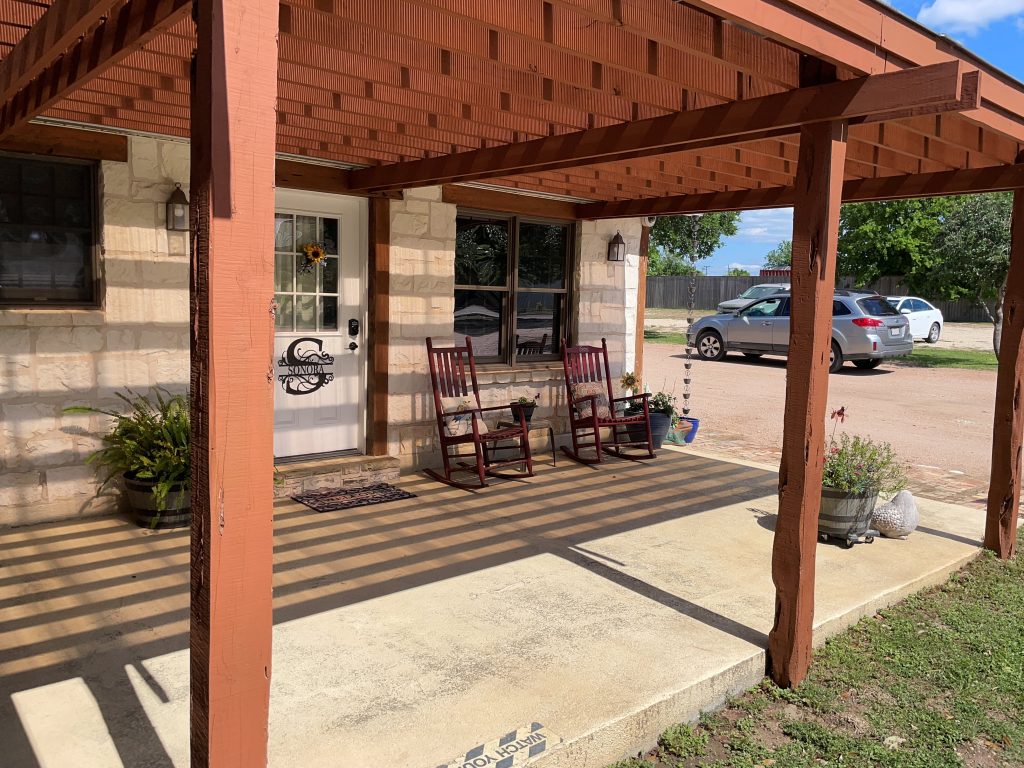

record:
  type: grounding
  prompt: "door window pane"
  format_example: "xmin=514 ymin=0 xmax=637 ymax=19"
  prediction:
xmin=320 ymin=256 xmax=338 ymax=294
xmin=516 ymin=293 xmax=563 ymax=357
xmin=275 ymin=214 xmax=294 ymax=252
xmin=322 ymin=217 xmax=339 ymax=255
xmin=518 ymin=222 xmax=568 ymax=289
xmin=295 ymin=295 xmax=317 ymax=330
xmin=294 ymin=215 xmax=318 ymax=252
xmin=455 ymin=215 xmax=509 ymax=287
xmin=320 ymin=297 xmax=338 ymax=330
xmin=0 ymin=155 xmax=95 ymax=305
xmin=455 ymin=289 xmax=505 ymax=358
xmin=274 ymin=252 xmax=294 ymax=292
xmin=275 ymin=294 xmax=294 ymax=330
xmin=295 ymin=255 xmax=317 ymax=293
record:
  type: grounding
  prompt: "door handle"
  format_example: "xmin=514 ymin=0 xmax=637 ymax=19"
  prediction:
xmin=348 ymin=341 xmax=359 ymax=351
xmin=761 ymin=321 xmax=772 ymax=326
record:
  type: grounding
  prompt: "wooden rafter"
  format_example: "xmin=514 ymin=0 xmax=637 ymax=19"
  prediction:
xmin=575 ymin=162 xmax=1024 ymax=218
xmin=0 ymin=0 xmax=192 ymax=140
xmin=0 ymin=0 xmax=117 ymax=102
xmin=347 ymin=62 xmax=975 ymax=192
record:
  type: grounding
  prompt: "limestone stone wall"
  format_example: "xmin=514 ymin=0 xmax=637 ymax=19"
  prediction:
xmin=386 ymin=188 xmax=642 ymax=470
xmin=0 ymin=136 xmax=190 ymax=526
xmin=575 ymin=218 xmax=643 ymax=382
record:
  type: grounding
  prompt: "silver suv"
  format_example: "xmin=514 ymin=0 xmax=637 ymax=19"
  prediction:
xmin=716 ymin=283 xmax=791 ymax=313
xmin=688 ymin=291 xmax=912 ymax=372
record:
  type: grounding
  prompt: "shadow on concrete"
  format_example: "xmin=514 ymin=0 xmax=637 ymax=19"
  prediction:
xmin=0 ymin=451 xmax=777 ymax=768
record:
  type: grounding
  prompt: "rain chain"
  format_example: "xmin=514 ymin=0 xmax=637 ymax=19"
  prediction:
xmin=681 ymin=217 xmax=700 ymax=417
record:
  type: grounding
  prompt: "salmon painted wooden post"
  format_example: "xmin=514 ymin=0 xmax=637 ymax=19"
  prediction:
xmin=768 ymin=114 xmax=848 ymax=688
xmin=986 ymin=177 xmax=1024 ymax=560
xmin=188 ymin=0 xmax=279 ymax=765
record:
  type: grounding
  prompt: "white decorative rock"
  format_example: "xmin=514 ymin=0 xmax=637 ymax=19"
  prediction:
xmin=871 ymin=490 xmax=920 ymax=539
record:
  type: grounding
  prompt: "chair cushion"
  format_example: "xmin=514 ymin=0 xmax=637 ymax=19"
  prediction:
xmin=570 ymin=381 xmax=611 ymax=420
xmin=440 ymin=396 xmax=475 ymax=437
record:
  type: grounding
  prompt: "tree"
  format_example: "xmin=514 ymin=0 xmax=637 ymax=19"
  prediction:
xmin=923 ymin=192 xmax=1012 ymax=354
xmin=727 ymin=267 xmax=751 ymax=277
xmin=837 ymin=198 xmax=952 ymax=286
xmin=648 ymin=213 xmax=739 ymax=276
xmin=763 ymin=240 xmax=792 ymax=268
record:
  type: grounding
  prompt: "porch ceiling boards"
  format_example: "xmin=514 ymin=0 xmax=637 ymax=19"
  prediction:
xmin=1 ymin=0 xmax=1023 ymax=205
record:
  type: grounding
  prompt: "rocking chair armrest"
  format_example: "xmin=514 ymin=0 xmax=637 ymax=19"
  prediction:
xmin=569 ymin=393 xmax=599 ymax=408
xmin=476 ymin=404 xmax=515 ymax=414
xmin=611 ymin=393 xmax=650 ymax=404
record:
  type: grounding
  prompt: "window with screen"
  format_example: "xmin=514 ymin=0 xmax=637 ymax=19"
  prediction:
xmin=0 ymin=154 xmax=97 ymax=306
xmin=454 ymin=212 xmax=573 ymax=364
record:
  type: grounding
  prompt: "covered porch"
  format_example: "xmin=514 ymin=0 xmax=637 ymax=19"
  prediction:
xmin=1 ymin=0 xmax=1023 ymax=764
xmin=0 ymin=449 xmax=985 ymax=767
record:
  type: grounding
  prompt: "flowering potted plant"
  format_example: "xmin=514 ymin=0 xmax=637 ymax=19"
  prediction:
xmin=626 ymin=390 xmax=676 ymax=449
xmin=509 ymin=392 xmax=540 ymax=424
xmin=820 ymin=406 xmax=907 ymax=547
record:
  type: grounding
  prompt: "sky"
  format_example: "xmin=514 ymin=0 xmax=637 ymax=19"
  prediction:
xmin=700 ymin=0 xmax=1024 ymax=276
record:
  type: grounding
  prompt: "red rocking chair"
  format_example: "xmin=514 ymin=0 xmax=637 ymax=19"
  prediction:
xmin=561 ymin=337 xmax=656 ymax=464
xmin=425 ymin=337 xmax=535 ymax=489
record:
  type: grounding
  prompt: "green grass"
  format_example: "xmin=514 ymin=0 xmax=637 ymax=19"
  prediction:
xmin=606 ymin=532 xmax=1024 ymax=768
xmin=644 ymin=328 xmax=689 ymax=345
xmin=897 ymin=347 xmax=998 ymax=371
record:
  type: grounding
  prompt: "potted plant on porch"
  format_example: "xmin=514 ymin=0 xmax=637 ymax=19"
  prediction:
xmin=509 ymin=392 xmax=540 ymax=424
xmin=65 ymin=389 xmax=191 ymax=529
xmin=819 ymin=407 xmax=907 ymax=548
xmin=625 ymin=389 xmax=676 ymax=449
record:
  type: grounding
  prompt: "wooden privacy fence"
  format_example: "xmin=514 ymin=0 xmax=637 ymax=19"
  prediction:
xmin=646 ymin=275 xmax=990 ymax=323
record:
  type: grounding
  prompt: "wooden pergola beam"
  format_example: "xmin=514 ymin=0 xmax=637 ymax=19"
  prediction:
xmin=685 ymin=0 xmax=1024 ymax=142
xmin=189 ymin=0 xmax=278 ymax=764
xmin=0 ymin=0 xmax=115 ymax=102
xmin=987 ymin=181 xmax=1024 ymax=560
xmin=769 ymin=118 xmax=848 ymax=688
xmin=347 ymin=62 xmax=974 ymax=192
xmin=576 ymin=162 xmax=1024 ymax=218
xmin=0 ymin=0 xmax=191 ymax=141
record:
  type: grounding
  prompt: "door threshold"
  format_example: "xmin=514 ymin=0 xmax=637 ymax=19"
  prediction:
xmin=275 ymin=449 xmax=361 ymax=465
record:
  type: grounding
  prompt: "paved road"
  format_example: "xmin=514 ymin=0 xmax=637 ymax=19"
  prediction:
xmin=643 ymin=342 xmax=997 ymax=507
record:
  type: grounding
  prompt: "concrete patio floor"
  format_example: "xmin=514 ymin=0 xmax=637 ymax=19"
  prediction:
xmin=0 ymin=449 xmax=985 ymax=768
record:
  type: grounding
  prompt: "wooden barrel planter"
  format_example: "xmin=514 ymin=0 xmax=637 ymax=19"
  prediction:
xmin=819 ymin=487 xmax=877 ymax=548
xmin=124 ymin=475 xmax=191 ymax=529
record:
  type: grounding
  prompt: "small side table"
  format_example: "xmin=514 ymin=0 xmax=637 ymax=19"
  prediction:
xmin=496 ymin=418 xmax=557 ymax=466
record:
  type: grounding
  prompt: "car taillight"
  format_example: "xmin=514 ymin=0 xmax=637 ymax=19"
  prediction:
xmin=851 ymin=317 xmax=884 ymax=327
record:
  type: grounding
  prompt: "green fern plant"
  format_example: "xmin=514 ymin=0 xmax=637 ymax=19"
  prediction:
xmin=65 ymin=388 xmax=190 ymax=512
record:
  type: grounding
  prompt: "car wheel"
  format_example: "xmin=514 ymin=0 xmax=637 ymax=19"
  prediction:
xmin=829 ymin=341 xmax=843 ymax=373
xmin=742 ymin=352 xmax=763 ymax=359
xmin=853 ymin=359 xmax=882 ymax=370
xmin=926 ymin=322 xmax=941 ymax=344
xmin=696 ymin=330 xmax=726 ymax=361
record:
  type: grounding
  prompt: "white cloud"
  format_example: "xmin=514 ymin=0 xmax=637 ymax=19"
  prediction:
xmin=728 ymin=262 xmax=763 ymax=272
xmin=736 ymin=208 xmax=793 ymax=243
xmin=918 ymin=0 xmax=1024 ymax=35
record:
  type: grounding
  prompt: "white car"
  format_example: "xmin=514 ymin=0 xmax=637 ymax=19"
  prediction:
xmin=886 ymin=296 xmax=943 ymax=343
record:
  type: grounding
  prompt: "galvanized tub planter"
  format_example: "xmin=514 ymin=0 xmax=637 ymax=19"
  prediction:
xmin=819 ymin=487 xmax=878 ymax=548
xmin=123 ymin=474 xmax=190 ymax=529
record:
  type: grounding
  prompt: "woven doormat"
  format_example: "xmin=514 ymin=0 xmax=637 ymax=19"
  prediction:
xmin=292 ymin=483 xmax=416 ymax=513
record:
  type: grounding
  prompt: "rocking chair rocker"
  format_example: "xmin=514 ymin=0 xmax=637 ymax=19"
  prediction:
xmin=425 ymin=336 xmax=535 ymax=489
xmin=560 ymin=337 xmax=656 ymax=464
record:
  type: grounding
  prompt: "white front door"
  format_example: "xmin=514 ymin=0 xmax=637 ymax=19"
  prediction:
xmin=273 ymin=190 xmax=367 ymax=459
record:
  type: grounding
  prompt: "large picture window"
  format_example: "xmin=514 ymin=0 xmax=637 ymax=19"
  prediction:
xmin=455 ymin=212 xmax=573 ymax=364
xmin=0 ymin=153 xmax=97 ymax=306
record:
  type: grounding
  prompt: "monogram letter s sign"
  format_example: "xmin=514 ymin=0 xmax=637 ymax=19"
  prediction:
xmin=277 ymin=337 xmax=335 ymax=395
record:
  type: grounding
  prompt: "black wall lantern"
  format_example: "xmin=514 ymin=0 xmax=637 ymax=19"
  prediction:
xmin=607 ymin=231 xmax=626 ymax=262
xmin=166 ymin=183 xmax=189 ymax=231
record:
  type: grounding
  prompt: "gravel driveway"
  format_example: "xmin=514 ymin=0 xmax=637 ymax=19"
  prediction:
xmin=642 ymin=342 xmax=996 ymax=505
